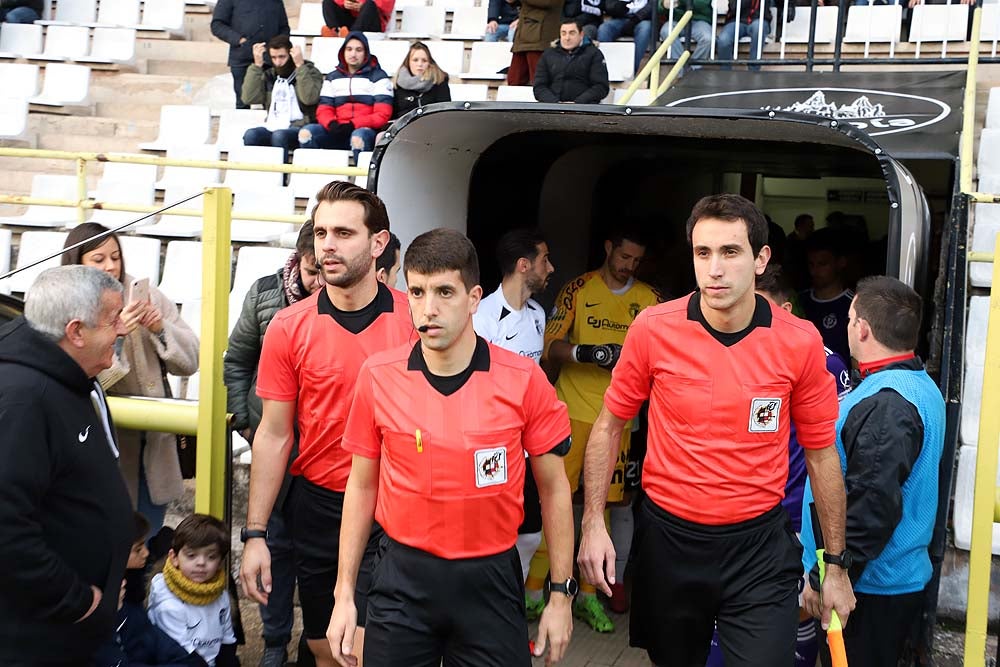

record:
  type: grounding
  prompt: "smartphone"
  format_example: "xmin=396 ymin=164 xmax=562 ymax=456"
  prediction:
xmin=128 ymin=277 xmax=150 ymax=305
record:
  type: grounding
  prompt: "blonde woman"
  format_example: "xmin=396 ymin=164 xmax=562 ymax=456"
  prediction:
xmin=391 ymin=42 xmax=451 ymax=120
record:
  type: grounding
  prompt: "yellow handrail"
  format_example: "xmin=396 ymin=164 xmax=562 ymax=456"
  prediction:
xmin=959 ymin=7 xmax=981 ymax=196
xmin=618 ymin=10 xmax=692 ymax=106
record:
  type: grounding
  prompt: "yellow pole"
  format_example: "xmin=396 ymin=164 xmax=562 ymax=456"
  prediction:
xmin=76 ymin=157 xmax=87 ymax=226
xmin=106 ymin=396 xmax=199 ymax=435
xmin=653 ymin=50 xmax=691 ymax=100
xmin=620 ymin=10 xmax=691 ymax=105
xmin=964 ymin=233 xmax=1000 ymax=667
xmin=960 ymin=6 xmax=981 ymax=196
xmin=194 ymin=187 xmax=231 ymax=520
xmin=650 ymin=54 xmax=660 ymax=100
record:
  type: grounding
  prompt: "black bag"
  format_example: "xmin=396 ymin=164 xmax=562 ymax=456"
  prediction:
xmin=160 ymin=361 xmax=197 ymax=480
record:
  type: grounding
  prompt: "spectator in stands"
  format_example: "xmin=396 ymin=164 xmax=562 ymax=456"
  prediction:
xmin=211 ymin=0 xmax=290 ymax=109
xmin=485 ymin=0 xmax=520 ymax=42
xmin=599 ymin=0 xmax=654 ymax=74
xmin=664 ymin=0 xmax=715 ymax=65
xmin=785 ymin=212 xmax=814 ymax=289
xmin=299 ymin=33 xmax=392 ymax=160
xmin=243 ymin=35 xmax=324 ymax=164
xmin=392 ymin=42 xmax=451 ymax=120
xmin=0 ymin=265 xmax=133 ymax=665
xmin=508 ymin=0 xmax=563 ymax=85
xmin=0 ymin=0 xmax=42 ymax=23
xmin=322 ymin=0 xmax=394 ymax=37
xmin=561 ymin=0 xmax=603 ymax=40
xmin=533 ymin=17 xmax=609 ymax=104
xmin=716 ymin=0 xmax=792 ymax=70
xmin=801 ymin=227 xmax=853 ymax=361
xmin=61 ymin=223 xmax=200 ymax=534
xmin=376 ymin=231 xmax=401 ymax=287
xmin=224 ymin=223 xmax=321 ymax=667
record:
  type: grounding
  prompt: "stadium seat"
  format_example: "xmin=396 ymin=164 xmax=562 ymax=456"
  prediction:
xmin=908 ymin=4 xmax=970 ymax=44
xmin=613 ymin=88 xmax=652 ymax=105
xmin=93 ymin=0 xmax=141 ymax=26
xmin=88 ymin=179 xmax=157 ymax=229
xmin=449 ymin=82 xmax=489 ymax=102
xmin=230 ymin=188 xmax=297 ymax=243
xmin=117 ymin=234 xmax=162 ymax=286
xmin=293 ymin=2 xmax=325 ymax=36
xmin=290 ymin=148 xmax=351 ymax=198
xmin=951 ymin=444 xmax=1000 ymax=554
xmin=0 ymin=63 xmax=38 ymax=98
xmin=0 ymin=229 xmax=11 ymax=295
xmin=159 ymin=240 xmax=221 ymax=304
xmin=79 ymin=27 xmax=137 ymax=64
xmin=224 ymin=145 xmax=286 ymax=192
xmin=425 ymin=40 xmax=464 ymax=76
xmin=432 ymin=0 xmax=475 ymax=9
xmin=394 ymin=0 xmax=430 ymax=8
xmin=212 ymin=108 xmax=268 ymax=152
xmin=392 ymin=6 xmax=447 ymax=38
xmin=0 ymin=23 xmax=43 ymax=59
xmin=779 ymin=6 xmax=839 ymax=44
xmin=230 ymin=245 xmax=294 ymax=325
xmin=140 ymin=0 xmax=186 ymax=33
xmin=136 ymin=185 xmax=207 ymax=238
xmin=443 ymin=6 xmax=487 ymax=39
xmin=39 ymin=0 xmax=97 ymax=25
xmin=844 ymin=5 xmax=903 ymax=44
xmin=309 ymin=36 xmax=345 ymax=74
xmin=369 ymin=39 xmax=411 ymax=71
xmin=31 ymin=62 xmax=90 ymax=106
xmin=0 ymin=230 xmax=68 ymax=295
xmin=34 ymin=25 xmax=91 ymax=61
xmin=0 ymin=174 xmax=79 ymax=228
xmin=95 ymin=162 xmax=159 ymax=194
xmin=987 ymin=88 xmax=1000 ymax=129
xmin=0 ymin=97 xmax=28 ymax=139
xmin=464 ymin=41 xmax=512 ymax=79
xmin=154 ymin=144 xmax=222 ymax=190
xmin=355 ymin=151 xmax=373 ymax=189
xmin=977 ymin=129 xmax=1000 ymax=179
xmin=599 ymin=42 xmax=635 ymax=82
xmin=495 ymin=85 xmax=535 ymax=102
xmin=982 ymin=3 xmax=1000 ymax=43
xmin=140 ymin=105 xmax=213 ymax=151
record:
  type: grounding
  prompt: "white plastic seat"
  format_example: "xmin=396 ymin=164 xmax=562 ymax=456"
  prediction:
xmin=0 ymin=230 xmax=68 ymax=294
xmin=224 ymin=145 xmax=285 ymax=192
xmin=432 ymin=0 xmax=475 ymax=9
xmin=309 ymin=37 xmax=345 ymax=74
xmin=448 ymin=82 xmax=488 ymax=102
xmin=355 ymin=151 xmax=373 ymax=189
xmin=0 ymin=97 xmax=29 ymax=138
xmin=393 ymin=6 xmax=446 ymax=38
xmin=982 ymin=3 xmax=1000 ymax=42
xmin=952 ymin=445 xmax=1000 ymax=553
xmin=230 ymin=245 xmax=294 ymax=329
xmin=464 ymin=41 xmax=511 ymax=79
xmin=290 ymin=148 xmax=351 ymax=199
xmin=844 ymin=5 xmax=903 ymax=43
xmin=79 ymin=27 xmax=136 ymax=64
xmin=230 ymin=187 xmax=297 ymax=243
xmin=0 ymin=23 xmax=43 ymax=59
xmin=34 ymin=25 xmax=91 ymax=61
xmin=40 ymin=0 xmax=96 ymax=24
xmin=613 ymin=88 xmax=651 ymax=105
xmin=154 ymin=144 xmax=222 ymax=190
xmin=368 ymin=39 xmax=411 ymax=72
xmin=779 ymin=6 xmax=839 ymax=44
xmin=987 ymin=88 xmax=1000 ymax=129
xmin=139 ymin=105 xmax=212 ymax=151
xmin=158 ymin=240 xmax=218 ymax=304
xmin=0 ymin=174 xmax=79 ymax=227
xmin=140 ymin=0 xmax=186 ymax=32
xmin=136 ymin=186 xmax=206 ymax=239
xmin=0 ymin=63 xmax=40 ymax=99
xmin=212 ymin=108 xmax=268 ymax=152
xmin=443 ymin=6 xmax=487 ymax=39
xmin=31 ymin=63 xmax=91 ymax=106
xmin=424 ymin=40 xmax=464 ymax=77
xmin=908 ymin=4 xmax=969 ymax=43
xmin=88 ymin=179 xmax=157 ymax=230
xmin=117 ymin=234 xmax=162 ymax=286
xmin=293 ymin=2 xmax=326 ymax=36
xmin=977 ymin=129 xmax=1000 ymax=179
xmin=495 ymin=85 xmax=535 ymax=102
xmin=0 ymin=229 xmax=12 ymax=294
xmin=970 ymin=218 xmax=1000 ymax=288
xmin=393 ymin=0 xmax=429 ymax=8
xmin=94 ymin=0 xmax=141 ymax=26
xmin=599 ymin=42 xmax=635 ymax=82
xmin=96 ymin=162 xmax=158 ymax=194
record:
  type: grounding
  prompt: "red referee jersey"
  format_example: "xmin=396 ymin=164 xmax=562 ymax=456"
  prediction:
xmin=343 ymin=338 xmax=571 ymax=559
xmin=256 ymin=284 xmax=414 ymax=492
xmin=604 ymin=292 xmax=838 ymax=525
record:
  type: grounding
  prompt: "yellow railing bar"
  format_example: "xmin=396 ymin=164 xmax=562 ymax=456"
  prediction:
xmin=960 ymin=6 xmax=981 ymax=196
xmin=0 ymin=196 xmax=310 ymax=224
xmin=619 ymin=10 xmax=692 ymax=105
xmin=75 ymin=158 xmax=86 ymax=227
xmin=969 ymin=252 xmax=996 ymax=263
xmin=194 ymin=187 xmax=232 ymax=520
xmin=106 ymin=396 xmax=199 ymax=436
xmin=652 ymin=50 xmax=691 ymax=102
xmin=968 ymin=192 xmax=1000 ymax=203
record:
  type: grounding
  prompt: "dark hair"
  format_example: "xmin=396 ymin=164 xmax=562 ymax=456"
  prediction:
xmin=853 ymin=276 xmax=922 ymax=351
xmin=560 ymin=15 xmax=584 ymax=30
xmin=378 ymin=232 xmax=401 ymax=273
xmin=267 ymin=34 xmax=293 ymax=51
xmin=685 ymin=194 xmax=769 ymax=256
xmin=805 ymin=227 xmax=846 ymax=257
xmin=496 ymin=228 xmax=546 ymax=277
xmin=315 ymin=181 xmax=390 ymax=235
xmin=607 ymin=227 xmax=647 ymax=250
xmin=755 ymin=264 xmax=793 ymax=304
xmin=61 ymin=222 xmax=126 ymax=284
xmin=133 ymin=512 xmax=150 ymax=545
xmin=404 ymin=228 xmax=479 ymax=290
xmin=295 ymin=220 xmax=315 ymax=258
xmin=172 ymin=514 xmax=230 ymax=558
xmin=794 ymin=214 xmax=814 ymax=229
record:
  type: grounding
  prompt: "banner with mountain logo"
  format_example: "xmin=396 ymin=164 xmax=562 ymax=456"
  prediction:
xmin=657 ymin=70 xmax=964 ymax=159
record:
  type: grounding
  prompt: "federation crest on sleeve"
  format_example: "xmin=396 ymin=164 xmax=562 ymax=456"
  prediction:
xmin=475 ymin=447 xmax=508 ymax=487
xmin=748 ymin=397 xmax=781 ymax=433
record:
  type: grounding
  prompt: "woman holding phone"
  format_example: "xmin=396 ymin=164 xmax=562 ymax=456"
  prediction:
xmin=62 ymin=223 xmax=199 ymax=532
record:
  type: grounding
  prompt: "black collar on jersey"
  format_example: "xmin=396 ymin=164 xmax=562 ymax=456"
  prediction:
xmin=687 ymin=291 xmax=772 ymax=347
xmin=408 ymin=335 xmax=491 ymax=396
xmin=499 ymin=300 xmax=536 ymax=321
xmin=317 ymin=282 xmax=394 ymax=334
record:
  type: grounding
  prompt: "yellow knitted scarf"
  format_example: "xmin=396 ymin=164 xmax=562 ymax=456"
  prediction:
xmin=163 ymin=557 xmax=227 ymax=606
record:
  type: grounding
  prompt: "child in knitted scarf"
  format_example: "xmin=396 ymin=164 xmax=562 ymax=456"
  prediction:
xmin=147 ymin=514 xmax=239 ymax=667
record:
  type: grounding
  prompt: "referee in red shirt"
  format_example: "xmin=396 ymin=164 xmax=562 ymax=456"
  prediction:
xmin=327 ymin=228 xmax=575 ymax=666
xmin=239 ymin=182 xmax=414 ymax=667
xmin=579 ymin=194 xmax=856 ymax=666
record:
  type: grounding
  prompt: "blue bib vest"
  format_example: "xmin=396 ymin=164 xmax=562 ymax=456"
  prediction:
xmin=800 ymin=367 xmax=945 ymax=595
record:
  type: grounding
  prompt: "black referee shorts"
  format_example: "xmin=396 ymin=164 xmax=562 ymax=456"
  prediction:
xmin=630 ymin=498 xmax=803 ymax=667
xmin=285 ymin=477 xmax=383 ymax=639
xmin=364 ymin=537 xmax=531 ymax=667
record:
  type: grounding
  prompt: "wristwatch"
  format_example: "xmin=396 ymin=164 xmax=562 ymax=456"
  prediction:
xmin=822 ymin=549 xmax=854 ymax=570
xmin=548 ymin=577 xmax=579 ymax=599
xmin=240 ymin=527 xmax=268 ymax=543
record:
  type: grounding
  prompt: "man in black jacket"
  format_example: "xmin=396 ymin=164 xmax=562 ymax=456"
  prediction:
xmin=0 ymin=0 xmax=42 ymax=23
xmin=0 ymin=265 xmax=133 ymax=665
xmin=211 ymin=0 xmax=290 ymax=109
xmin=534 ymin=18 xmax=609 ymax=104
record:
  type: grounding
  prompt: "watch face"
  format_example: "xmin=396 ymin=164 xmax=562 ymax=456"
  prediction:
xmin=566 ymin=578 xmax=579 ymax=597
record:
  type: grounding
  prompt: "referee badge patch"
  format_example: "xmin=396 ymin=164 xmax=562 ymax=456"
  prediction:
xmin=475 ymin=447 xmax=508 ymax=488
xmin=749 ymin=398 xmax=781 ymax=433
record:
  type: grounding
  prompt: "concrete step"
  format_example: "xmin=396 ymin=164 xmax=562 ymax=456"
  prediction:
xmin=89 ymin=72 xmax=215 ymax=107
xmin=136 ymin=38 xmax=228 ymax=63
xmin=27 ymin=114 xmax=159 ymax=141
xmin=143 ymin=59 xmax=230 ymax=77
xmin=37 ymin=134 xmax=148 ymax=154
xmin=95 ymin=101 xmax=171 ymax=122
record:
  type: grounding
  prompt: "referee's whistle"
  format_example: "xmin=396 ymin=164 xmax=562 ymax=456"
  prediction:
xmin=415 ymin=428 xmax=423 ymax=453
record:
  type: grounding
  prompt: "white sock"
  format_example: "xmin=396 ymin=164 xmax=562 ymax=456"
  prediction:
xmin=609 ymin=504 xmax=635 ymax=580
xmin=526 ymin=587 xmax=544 ymax=602
xmin=515 ymin=532 xmax=542 ymax=583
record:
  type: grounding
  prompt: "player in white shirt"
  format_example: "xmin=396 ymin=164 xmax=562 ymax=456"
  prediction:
xmin=473 ymin=228 xmax=555 ymax=582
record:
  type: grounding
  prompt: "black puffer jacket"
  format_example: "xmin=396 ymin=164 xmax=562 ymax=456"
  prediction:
xmin=533 ymin=39 xmax=609 ymax=104
xmin=211 ymin=0 xmax=290 ymax=68
xmin=392 ymin=76 xmax=452 ymax=120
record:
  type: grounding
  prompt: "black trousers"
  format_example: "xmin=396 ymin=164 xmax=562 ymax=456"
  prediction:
xmin=364 ymin=538 xmax=530 ymax=667
xmin=231 ymin=64 xmax=249 ymax=109
xmin=818 ymin=590 xmax=923 ymax=667
xmin=631 ymin=498 xmax=803 ymax=667
xmin=323 ymin=0 xmax=383 ymax=32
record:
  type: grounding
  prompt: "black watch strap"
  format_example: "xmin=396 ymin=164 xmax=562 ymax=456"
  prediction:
xmin=548 ymin=577 xmax=579 ymax=598
xmin=240 ymin=527 xmax=268 ymax=543
xmin=822 ymin=549 xmax=852 ymax=569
